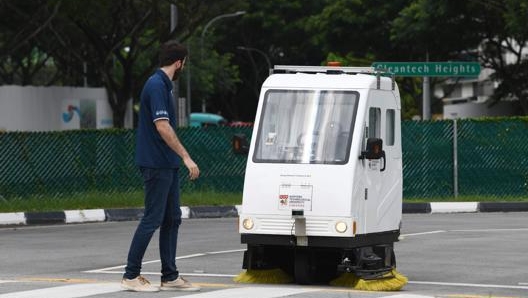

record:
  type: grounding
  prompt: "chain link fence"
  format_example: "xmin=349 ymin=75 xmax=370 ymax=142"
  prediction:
xmin=403 ymin=117 xmax=528 ymax=199
xmin=0 ymin=118 xmax=527 ymax=202
xmin=0 ymin=127 xmax=252 ymax=202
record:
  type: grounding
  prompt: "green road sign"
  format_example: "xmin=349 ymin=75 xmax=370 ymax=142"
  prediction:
xmin=371 ymin=61 xmax=481 ymax=77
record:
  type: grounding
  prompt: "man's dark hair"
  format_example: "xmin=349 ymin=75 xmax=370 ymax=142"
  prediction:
xmin=159 ymin=40 xmax=188 ymax=67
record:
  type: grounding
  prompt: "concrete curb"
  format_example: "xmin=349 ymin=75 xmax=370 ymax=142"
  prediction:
xmin=478 ymin=202 xmax=528 ymax=212
xmin=0 ymin=202 xmax=527 ymax=227
xmin=0 ymin=212 xmax=26 ymax=226
xmin=402 ymin=202 xmax=431 ymax=213
xmin=430 ymin=202 xmax=479 ymax=213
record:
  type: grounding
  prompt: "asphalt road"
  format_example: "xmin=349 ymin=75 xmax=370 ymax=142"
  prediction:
xmin=0 ymin=212 xmax=527 ymax=298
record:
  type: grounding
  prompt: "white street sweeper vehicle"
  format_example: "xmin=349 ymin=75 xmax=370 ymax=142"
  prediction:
xmin=235 ymin=65 xmax=407 ymax=290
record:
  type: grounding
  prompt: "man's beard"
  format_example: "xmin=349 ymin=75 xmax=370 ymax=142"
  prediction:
xmin=172 ymin=68 xmax=183 ymax=81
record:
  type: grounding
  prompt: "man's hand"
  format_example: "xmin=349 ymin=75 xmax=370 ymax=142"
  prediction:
xmin=183 ymin=157 xmax=200 ymax=180
xmin=155 ymin=120 xmax=200 ymax=180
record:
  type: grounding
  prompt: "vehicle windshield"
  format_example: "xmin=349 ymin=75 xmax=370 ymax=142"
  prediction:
xmin=253 ymin=89 xmax=359 ymax=164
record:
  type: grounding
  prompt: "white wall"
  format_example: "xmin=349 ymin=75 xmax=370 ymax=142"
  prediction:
xmin=0 ymin=85 xmax=132 ymax=132
xmin=444 ymin=101 xmax=517 ymax=119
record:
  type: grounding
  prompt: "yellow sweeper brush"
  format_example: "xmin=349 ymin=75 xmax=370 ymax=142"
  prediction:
xmin=330 ymin=269 xmax=408 ymax=291
xmin=234 ymin=268 xmax=293 ymax=284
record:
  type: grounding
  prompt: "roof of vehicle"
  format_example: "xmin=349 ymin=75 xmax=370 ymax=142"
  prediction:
xmin=264 ymin=66 xmax=395 ymax=91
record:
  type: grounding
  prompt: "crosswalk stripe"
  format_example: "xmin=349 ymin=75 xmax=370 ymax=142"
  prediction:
xmin=0 ymin=282 xmax=441 ymax=298
xmin=0 ymin=282 xmax=121 ymax=298
xmin=173 ymin=286 xmax=320 ymax=298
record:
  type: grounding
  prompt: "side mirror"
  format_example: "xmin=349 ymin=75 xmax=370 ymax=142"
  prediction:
xmin=360 ymin=138 xmax=386 ymax=171
xmin=232 ymin=133 xmax=249 ymax=154
xmin=362 ymin=138 xmax=384 ymax=159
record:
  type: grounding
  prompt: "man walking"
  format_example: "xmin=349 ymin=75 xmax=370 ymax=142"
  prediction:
xmin=121 ymin=40 xmax=200 ymax=292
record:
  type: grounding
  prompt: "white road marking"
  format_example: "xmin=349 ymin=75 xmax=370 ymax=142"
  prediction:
xmin=450 ymin=228 xmax=528 ymax=232
xmin=1 ymin=283 xmax=418 ymax=298
xmin=177 ymin=249 xmax=245 ymax=259
xmin=401 ymin=227 xmax=528 ymax=238
xmin=0 ymin=280 xmax=17 ymax=284
xmin=173 ymin=286 xmax=319 ymax=298
xmin=0 ymin=283 xmax=122 ymax=298
xmin=87 ymin=269 xmax=236 ymax=278
xmin=204 ymin=248 xmax=246 ymax=255
xmin=409 ymin=280 xmax=528 ymax=290
xmin=84 ymin=249 xmax=245 ymax=274
xmin=401 ymin=230 xmax=446 ymax=237
xmin=83 ymin=265 xmax=124 ymax=273
xmin=82 ymin=246 xmax=528 ymax=295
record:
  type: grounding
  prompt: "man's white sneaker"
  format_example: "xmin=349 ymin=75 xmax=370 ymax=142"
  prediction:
xmin=121 ymin=275 xmax=160 ymax=292
xmin=160 ymin=276 xmax=201 ymax=291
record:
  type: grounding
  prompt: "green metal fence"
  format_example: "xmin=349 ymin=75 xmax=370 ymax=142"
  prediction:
xmin=457 ymin=119 xmax=528 ymax=197
xmin=0 ymin=118 xmax=527 ymax=202
xmin=0 ymin=127 xmax=252 ymax=201
xmin=402 ymin=118 xmax=528 ymax=198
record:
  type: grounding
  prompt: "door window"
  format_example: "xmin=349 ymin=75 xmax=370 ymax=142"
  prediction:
xmin=386 ymin=109 xmax=395 ymax=146
xmin=368 ymin=107 xmax=381 ymax=138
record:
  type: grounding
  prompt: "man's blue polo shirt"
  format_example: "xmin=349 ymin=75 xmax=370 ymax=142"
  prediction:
xmin=135 ymin=69 xmax=179 ymax=168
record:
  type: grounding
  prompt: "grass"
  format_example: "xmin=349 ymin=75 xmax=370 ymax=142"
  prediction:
xmin=0 ymin=190 xmax=243 ymax=213
xmin=0 ymin=191 xmax=526 ymax=213
xmin=403 ymin=195 xmax=528 ymax=203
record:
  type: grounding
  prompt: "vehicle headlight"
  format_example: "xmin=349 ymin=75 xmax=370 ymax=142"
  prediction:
xmin=335 ymin=221 xmax=348 ymax=233
xmin=242 ymin=218 xmax=254 ymax=230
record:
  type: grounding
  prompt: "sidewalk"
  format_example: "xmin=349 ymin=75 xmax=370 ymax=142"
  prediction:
xmin=1 ymin=202 xmax=528 ymax=226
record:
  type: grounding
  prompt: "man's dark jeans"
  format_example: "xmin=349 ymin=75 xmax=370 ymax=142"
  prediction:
xmin=124 ymin=167 xmax=182 ymax=282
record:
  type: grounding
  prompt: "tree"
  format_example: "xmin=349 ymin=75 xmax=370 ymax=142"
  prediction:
xmin=38 ymin=0 xmax=245 ymax=127
xmin=0 ymin=0 xmax=62 ymax=85
xmin=45 ymin=0 xmax=172 ymax=127
xmin=164 ymin=0 xmax=248 ymax=117
xmin=293 ymin=0 xmax=427 ymax=118
xmin=471 ymin=0 xmax=528 ymax=113
xmin=391 ymin=0 xmax=482 ymax=59
xmin=4 ymin=0 xmax=528 ymax=123
xmin=215 ymin=0 xmax=429 ymax=120
xmin=213 ymin=0 xmax=329 ymax=121
xmin=391 ymin=0 xmax=528 ymax=115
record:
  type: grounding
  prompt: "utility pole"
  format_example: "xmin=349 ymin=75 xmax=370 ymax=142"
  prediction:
xmin=200 ymin=11 xmax=246 ymax=112
xmin=170 ymin=4 xmax=187 ymax=126
xmin=422 ymin=51 xmax=431 ymax=120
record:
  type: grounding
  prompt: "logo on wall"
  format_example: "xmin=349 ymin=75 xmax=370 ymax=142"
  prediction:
xmin=62 ymin=105 xmax=80 ymax=123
